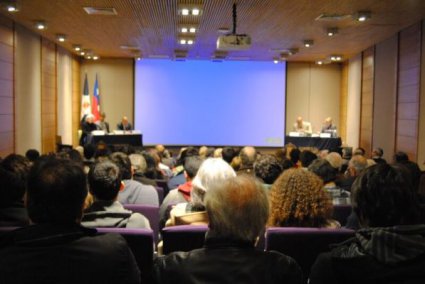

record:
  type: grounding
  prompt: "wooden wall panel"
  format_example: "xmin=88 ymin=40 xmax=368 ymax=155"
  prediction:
xmin=359 ymin=46 xmax=375 ymax=155
xmin=41 ymin=38 xmax=57 ymax=153
xmin=72 ymin=56 xmax=81 ymax=147
xmin=396 ymin=23 xmax=421 ymax=161
xmin=339 ymin=62 xmax=348 ymax=143
xmin=0 ymin=16 xmax=14 ymax=157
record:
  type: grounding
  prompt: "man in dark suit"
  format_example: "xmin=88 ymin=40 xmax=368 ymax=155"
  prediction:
xmin=96 ymin=112 xmax=110 ymax=133
xmin=117 ymin=116 xmax=133 ymax=131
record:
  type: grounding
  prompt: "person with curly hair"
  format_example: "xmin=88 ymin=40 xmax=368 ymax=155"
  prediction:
xmin=268 ymin=168 xmax=339 ymax=228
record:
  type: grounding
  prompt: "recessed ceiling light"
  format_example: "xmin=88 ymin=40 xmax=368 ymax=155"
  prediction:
xmin=181 ymin=27 xmax=188 ymax=33
xmin=326 ymin=27 xmax=339 ymax=37
xmin=355 ymin=11 xmax=371 ymax=22
xmin=35 ymin=21 xmax=47 ymax=30
xmin=187 ymin=40 xmax=194 ymax=45
xmin=192 ymin=8 xmax=200 ymax=16
xmin=316 ymin=60 xmax=323 ymax=65
xmin=6 ymin=4 xmax=18 ymax=13
xmin=189 ymin=27 xmax=196 ymax=33
xmin=136 ymin=57 xmax=141 ymax=61
xmin=93 ymin=55 xmax=99 ymax=60
xmin=303 ymin=40 xmax=314 ymax=48
xmin=73 ymin=45 xmax=81 ymax=51
xmin=330 ymin=55 xmax=343 ymax=61
xmin=180 ymin=39 xmax=187 ymax=45
xmin=80 ymin=51 xmax=85 ymax=56
xmin=86 ymin=55 xmax=92 ymax=59
xmin=273 ymin=59 xmax=279 ymax=64
xmin=181 ymin=8 xmax=189 ymax=15
xmin=56 ymin=34 xmax=66 ymax=42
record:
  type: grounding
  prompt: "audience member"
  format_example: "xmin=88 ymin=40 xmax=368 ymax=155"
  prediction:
xmin=353 ymin=147 xmax=366 ymax=156
xmin=222 ymin=146 xmax=236 ymax=164
xmin=25 ymin=149 xmax=40 ymax=163
xmin=299 ymin=150 xmax=317 ymax=168
xmin=253 ymin=154 xmax=283 ymax=186
xmin=268 ymin=169 xmax=339 ymax=228
xmin=147 ymin=149 xmax=170 ymax=179
xmin=110 ymin=152 xmax=159 ymax=206
xmin=155 ymin=144 xmax=174 ymax=169
xmin=160 ymin=156 xmax=203 ymax=228
xmin=308 ymin=159 xmax=350 ymax=204
xmin=289 ymin=148 xmax=301 ymax=167
xmin=154 ymin=175 xmax=302 ymax=284
xmin=129 ymin=153 xmax=158 ymax=187
xmin=167 ymin=147 xmax=198 ymax=190
xmin=0 ymin=154 xmax=30 ymax=226
xmin=325 ymin=152 xmax=343 ymax=172
xmin=310 ymin=164 xmax=425 ymax=283
xmin=82 ymin=161 xmax=150 ymax=229
xmin=117 ymin=116 xmax=133 ymax=131
xmin=150 ymin=148 xmax=173 ymax=178
xmin=237 ymin=146 xmax=257 ymax=175
xmin=0 ymin=157 xmax=140 ymax=283
xmin=166 ymin=158 xmax=236 ymax=226
xmin=393 ymin=151 xmax=422 ymax=191
xmin=371 ymin=147 xmax=386 ymax=164
xmin=96 ymin=112 xmax=110 ymax=133
xmin=337 ymin=155 xmax=368 ymax=192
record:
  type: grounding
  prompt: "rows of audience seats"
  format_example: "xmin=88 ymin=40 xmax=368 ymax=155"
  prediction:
xmin=0 ymin=143 xmax=425 ymax=283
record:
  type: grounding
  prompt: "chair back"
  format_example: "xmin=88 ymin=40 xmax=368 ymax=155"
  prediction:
xmin=265 ymin=227 xmax=355 ymax=278
xmin=332 ymin=204 xmax=352 ymax=226
xmin=96 ymin=227 xmax=154 ymax=284
xmin=155 ymin=186 xmax=164 ymax=205
xmin=123 ymin=204 xmax=160 ymax=243
xmin=161 ymin=225 xmax=208 ymax=254
xmin=155 ymin=179 xmax=170 ymax=197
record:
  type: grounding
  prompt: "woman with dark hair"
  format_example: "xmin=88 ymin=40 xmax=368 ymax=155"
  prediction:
xmin=310 ymin=163 xmax=425 ymax=283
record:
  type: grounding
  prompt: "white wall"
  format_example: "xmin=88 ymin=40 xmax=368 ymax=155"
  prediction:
xmin=14 ymin=25 xmax=41 ymax=154
xmin=346 ymin=54 xmax=362 ymax=149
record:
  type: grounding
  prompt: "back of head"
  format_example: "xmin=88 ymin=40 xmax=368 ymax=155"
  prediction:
xmin=205 ymin=175 xmax=269 ymax=243
xmin=83 ymin=144 xmax=96 ymax=160
xmin=88 ymin=161 xmax=121 ymax=201
xmin=0 ymin=154 xmax=31 ymax=207
xmin=129 ymin=153 xmax=147 ymax=174
xmin=177 ymin=146 xmax=198 ymax=166
xmin=184 ymin=156 xmax=203 ymax=179
xmin=110 ymin=152 xmax=132 ymax=180
xmin=289 ymin=148 xmax=301 ymax=165
xmin=349 ymin=155 xmax=368 ymax=174
xmin=326 ymin=152 xmax=343 ymax=171
xmin=26 ymin=157 xmax=87 ymax=224
xmin=253 ymin=154 xmax=283 ymax=184
xmin=354 ymin=147 xmax=366 ymax=156
xmin=394 ymin=151 xmax=409 ymax=163
xmin=308 ymin=159 xmax=337 ymax=183
xmin=155 ymin=144 xmax=165 ymax=159
xmin=191 ymin=158 xmax=236 ymax=208
xmin=372 ymin=147 xmax=384 ymax=158
xmin=25 ymin=149 xmax=40 ymax=163
xmin=239 ymin=146 xmax=257 ymax=169
xmin=268 ymin=168 xmax=333 ymax=227
xmin=300 ymin=150 xmax=317 ymax=168
xmin=352 ymin=163 xmax=422 ymax=227
xmin=221 ymin=147 xmax=236 ymax=164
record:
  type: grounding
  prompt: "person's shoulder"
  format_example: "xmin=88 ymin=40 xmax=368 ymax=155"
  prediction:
xmin=127 ymin=212 xmax=151 ymax=229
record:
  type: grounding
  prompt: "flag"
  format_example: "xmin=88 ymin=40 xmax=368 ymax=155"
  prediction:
xmin=92 ymin=74 xmax=100 ymax=122
xmin=81 ymin=74 xmax=91 ymax=118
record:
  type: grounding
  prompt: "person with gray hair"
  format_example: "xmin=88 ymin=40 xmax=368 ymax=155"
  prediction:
xmin=337 ymin=155 xmax=368 ymax=192
xmin=237 ymin=146 xmax=257 ymax=176
xmin=154 ymin=175 xmax=302 ymax=283
xmin=166 ymin=158 xmax=236 ymax=226
xmin=129 ymin=153 xmax=157 ymax=187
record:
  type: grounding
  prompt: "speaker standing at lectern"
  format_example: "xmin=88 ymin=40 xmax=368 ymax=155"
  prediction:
xmin=117 ymin=116 xmax=133 ymax=131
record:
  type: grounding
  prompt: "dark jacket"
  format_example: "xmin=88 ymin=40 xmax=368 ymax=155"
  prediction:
xmin=0 ymin=202 xmax=29 ymax=226
xmin=0 ymin=224 xmax=140 ymax=284
xmin=153 ymin=236 xmax=302 ymax=284
xmin=309 ymin=225 xmax=425 ymax=284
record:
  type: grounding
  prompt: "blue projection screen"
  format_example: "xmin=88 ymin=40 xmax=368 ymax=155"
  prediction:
xmin=134 ymin=59 xmax=286 ymax=146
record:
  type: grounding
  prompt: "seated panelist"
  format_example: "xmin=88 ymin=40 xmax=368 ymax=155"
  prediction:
xmin=117 ymin=116 xmax=133 ymax=131
xmin=293 ymin=116 xmax=312 ymax=135
xmin=321 ymin=117 xmax=337 ymax=137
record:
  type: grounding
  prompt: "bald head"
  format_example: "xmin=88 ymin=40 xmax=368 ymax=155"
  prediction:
xmin=348 ymin=155 xmax=368 ymax=176
xmin=239 ymin=146 xmax=257 ymax=168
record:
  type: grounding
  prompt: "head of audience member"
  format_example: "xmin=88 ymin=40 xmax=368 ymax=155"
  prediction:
xmin=326 ymin=152 xmax=343 ymax=172
xmin=347 ymin=155 xmax=368 ymax=177
xmin=205 ymin=175 xmax=269 ymax=244
xmin=254 ymin=154 xmax=283 ymax=185
xmin=281 ymin=159 xmax=294 ymax=171
xmin=353 ymin=147 xmax=366 ymax=156
xmin=394 ymin=151 xmax=409 ymax=163
xmin=57 ymin=149 xmax=84 ymax=167
xmin=199 ymin=146 xmax=208 ymax=158
xmin=176 ymin=147 xmax=199 ymax=167
xmin=129 ymin=153 xmax=147 ymax=175
xmin=88 ymin=161 xmax=122 ymax=202
xmin=222 ymin=147 xmax=236 ymax=164
xmin=110 ymin=152 xmax=132 ymax=180
xmin=26 ymin=157 xmax=87 ymax=224
xmin=184 ymin=156 xmax=203 ymax=182
xmin=121 ymin=116 xmax=129 ymax=127
xmin=191 ymin=158 xmax=236 ymax=210
xmin=296 ymin=116 xmax=303 ymax=128
xmin=300 ymin=150 xmax=317 ymax=168
xmin=94 ymin=142 xmax=110 ymax=158
xmin=274 ymin=148 xmax=287 ymax=163
xmin=239 ymin=146 xmax=257 ymax=170
xmin=213 ymin=148 xmax=222 ymax=158
xmin=100 ymin=112 xmax=107 ymax=122
xmin=393 ymin=151 xmax=422 ymax=191
xmin=0 ymin=154 xmax=31 ymax=208
xmin=141 ymin=151 xmax=162 ymax=179
xmin=352 ymin=163 xmax=422 ymax=228
xmin=308 ymin=159 xmax=337 ymax=184
xmin=83 ymin=144 xmax=96 ymax=160
xmin=289 ymin=148 xmax=301 ymax=166
xmin=268 ymin=169 xmax=333 ymax=227
xmin=371 ymin=147 xmax=384 ymax=159
xmin=25 ymin=149 xmax=40 ymax=163
xmin=155 ymin=144 xmax=165 ymax=160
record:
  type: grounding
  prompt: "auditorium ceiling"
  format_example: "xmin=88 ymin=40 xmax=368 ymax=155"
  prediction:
xmin=1 ymin=0 xmax=425 ymax=62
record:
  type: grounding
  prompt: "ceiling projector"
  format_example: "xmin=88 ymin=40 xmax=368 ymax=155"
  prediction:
xmin=217 ymin=34 xmax=251 ymax=51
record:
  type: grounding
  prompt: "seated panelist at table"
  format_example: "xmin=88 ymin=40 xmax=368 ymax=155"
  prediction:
xmin=96 ymin=112 xmax=110 ymax=133
xmin=293 ymin=116 xmax=312 ymax=135
xmin=117 ymin=116 xmax=133 ymax=131
xmin=321 ymin=117 xmax=337 ymax=137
